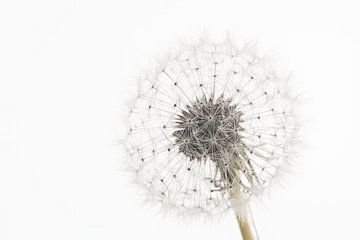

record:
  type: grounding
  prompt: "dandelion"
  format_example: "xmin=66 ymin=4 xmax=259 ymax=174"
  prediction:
xmin=123 ymin=37 xmax=297 ymax=240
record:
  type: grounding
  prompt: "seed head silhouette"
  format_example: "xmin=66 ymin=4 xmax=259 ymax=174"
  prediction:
xmin=123 ymin=37 xmax=298 ymax=240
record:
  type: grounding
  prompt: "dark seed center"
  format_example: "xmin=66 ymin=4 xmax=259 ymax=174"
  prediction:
xmin=173 ymin=96 xmax=244 ymax=162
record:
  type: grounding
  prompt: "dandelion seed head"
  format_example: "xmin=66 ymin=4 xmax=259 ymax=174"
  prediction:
xmin=124 ymin=38 xmax=297 ymax=218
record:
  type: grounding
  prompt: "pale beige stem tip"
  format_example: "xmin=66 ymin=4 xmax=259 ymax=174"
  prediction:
xmin=236 ymin=208 xmax=260 ymax=240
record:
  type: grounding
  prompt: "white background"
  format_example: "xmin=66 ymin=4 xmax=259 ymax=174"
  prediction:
xmin=1 ymin=0 xmax=360 ymax=239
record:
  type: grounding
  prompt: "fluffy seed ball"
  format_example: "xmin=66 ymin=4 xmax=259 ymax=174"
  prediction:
xmin=124 ymin=38 xmax=297 ymax=216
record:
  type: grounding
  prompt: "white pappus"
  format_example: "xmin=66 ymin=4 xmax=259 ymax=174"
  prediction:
xmin=122 ymin=37 xmax=299 ymax=234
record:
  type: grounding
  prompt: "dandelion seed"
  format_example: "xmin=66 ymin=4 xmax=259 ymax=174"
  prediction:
xmin=123 ymin=37 xmax=298 ymax=240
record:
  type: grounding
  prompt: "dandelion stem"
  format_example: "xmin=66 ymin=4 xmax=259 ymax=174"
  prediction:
xmin=236 ymin=207 xmax=259 ymax=240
